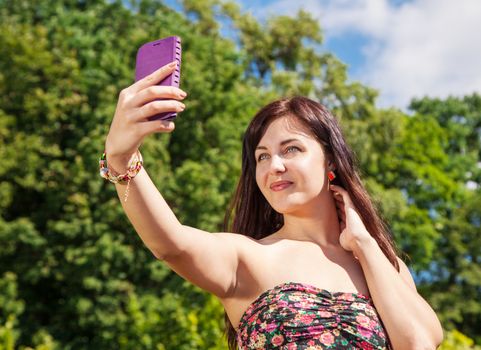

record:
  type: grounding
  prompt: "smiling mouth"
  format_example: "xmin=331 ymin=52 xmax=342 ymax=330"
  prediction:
xmin=270 ymin=182 xmax=293 ymax=191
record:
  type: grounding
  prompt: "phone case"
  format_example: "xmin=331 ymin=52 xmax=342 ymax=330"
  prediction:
xmin=135 ymin=36 xmax=182 ymax=121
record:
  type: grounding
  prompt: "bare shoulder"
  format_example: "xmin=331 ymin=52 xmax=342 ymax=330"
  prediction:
xmin=216 ymin=231 xmax=264 ymax=258
xmin=216 ymin=231 xmax=265 ymax=246
xmin=215 ymin=231 xmax=256 ymax=242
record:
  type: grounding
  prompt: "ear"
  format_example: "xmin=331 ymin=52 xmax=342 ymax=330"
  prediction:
xmin=327 ymin=159 xmax=336 ymax=171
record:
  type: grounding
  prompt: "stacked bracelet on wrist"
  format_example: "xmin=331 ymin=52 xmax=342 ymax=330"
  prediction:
xmin=99 ymin=150 xmax=143 ymax=202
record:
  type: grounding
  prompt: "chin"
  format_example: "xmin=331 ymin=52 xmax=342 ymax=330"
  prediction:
xmin=270 ymin=202 xmax=303 ymax=215
xmin=269 ymin=196 xmax=320 ymax=215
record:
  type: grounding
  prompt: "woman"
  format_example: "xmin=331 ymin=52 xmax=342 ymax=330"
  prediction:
xmin=102 ymin=61 xmax=443 ymax=349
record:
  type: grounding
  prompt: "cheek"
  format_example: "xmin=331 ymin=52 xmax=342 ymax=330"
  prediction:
xmin=297 ymin=158 xmax=325 ymax=186
xmin=255 ymin=164 xmax=265 ymax=182
xmin=295 ymin=158 xmax=317 ymax=175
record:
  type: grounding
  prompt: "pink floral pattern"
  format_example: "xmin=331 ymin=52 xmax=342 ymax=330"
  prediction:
xmin=237 ymin=282 xmax=392 ymax=349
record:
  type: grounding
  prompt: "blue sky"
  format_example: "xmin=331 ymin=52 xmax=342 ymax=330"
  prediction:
xmin=240 ymin=0 xmax=372 ymax=77
xmin=239 ymin=0 xmax=481 ymax=109
xmin=168 ymin=0 xmax=481 ymax=109
xmin=239 ymin=0 xmax=372 ymax=74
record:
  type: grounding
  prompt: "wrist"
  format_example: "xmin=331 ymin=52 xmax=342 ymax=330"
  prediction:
xmin=106 ymin=152 xmax=139 ymax=175
xmin=104 ymin=134 xmax=141 ymax=173
xmin=99 ymin=149 xmax=143 ymax=203
xmin=352 ymin=234 xmax=378 ymax=259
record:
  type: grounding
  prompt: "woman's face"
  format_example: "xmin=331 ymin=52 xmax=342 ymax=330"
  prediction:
xmin=254 ymin=116 xmax=330 ymax=214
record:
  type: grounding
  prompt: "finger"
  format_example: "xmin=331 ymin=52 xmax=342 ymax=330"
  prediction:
xmin=129 ymin=85 xmax=187 ymax=108
xmin=334 ymin=197 xmax=345 ymax=207
xmin=334 ymin=194 xmax=344 ymax=204
xmin=330 ymin=184 xmax=347 ymax=195
xmin=333 ymin=191 xmax=343 ymax=200
xmin=330 ymin=185 xmax=353 ymax=205
xmin=135 ymin=100 xmax=185 ymax=121
xmin=130 ymin=61 xmax=178 ymax=93
xmin=138 ymin=119 xmax=176 ymax=137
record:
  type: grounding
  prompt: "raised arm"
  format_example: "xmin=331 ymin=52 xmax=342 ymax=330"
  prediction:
xmin=355 ymin=240 xmax=443 ymax=349
xmin=104 ymin=62 xmax=238 ymax=298
xmin=330 ymin=184 xmax=443 ymax=349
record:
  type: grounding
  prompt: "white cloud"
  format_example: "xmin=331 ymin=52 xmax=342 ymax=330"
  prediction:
xmin=253 ymin=0 xmax=481 ymax=108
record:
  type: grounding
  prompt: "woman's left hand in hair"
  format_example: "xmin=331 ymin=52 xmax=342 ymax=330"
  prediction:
xmin=329 ymin=184 xmax=373 ymax=257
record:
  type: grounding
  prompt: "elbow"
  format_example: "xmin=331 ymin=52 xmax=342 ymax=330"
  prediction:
xmin=151 ymin=248 xmax=178 ymax=261
xmin=414 ymin=335 xmax=444 ymax=350
xmin=404 ymin=329 xmax=444 ymax=350
xmin=414 ymin=341 xmax=441 ymax=350
xmin=151 ymin=250 xmax=167 ymax=260
xmin=432 ymin=326 xmax=444 ymax=349
xmin=411 ymin=341 xmax=442 ymax=350
xmin=150 ymin=239 xmax=184 ymax=261
xmin=425 ymin=320 xmax=444 ymax=349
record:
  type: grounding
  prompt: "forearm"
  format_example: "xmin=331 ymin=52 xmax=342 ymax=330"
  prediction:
xmin=355 ymin=237 xmax=443 ymax=349
xmin=110 ymin=157 xmax=183 ymax=259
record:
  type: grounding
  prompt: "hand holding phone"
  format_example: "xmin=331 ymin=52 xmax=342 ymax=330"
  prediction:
xmin=105 ymin=39 xmax=186 ymax=168
xmin=135 ymin=36 xmax=182 ymax=121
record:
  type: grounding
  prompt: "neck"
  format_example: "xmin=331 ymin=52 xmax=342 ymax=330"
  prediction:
xmin=273 ymin=192 xmax=341 ymax=247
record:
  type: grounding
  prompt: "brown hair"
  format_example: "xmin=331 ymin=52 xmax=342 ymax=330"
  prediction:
xmin=222 ymin=96 xmax=400 ymax=349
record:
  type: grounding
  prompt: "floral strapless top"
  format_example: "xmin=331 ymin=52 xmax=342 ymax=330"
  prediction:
xmin=236 ymin=282 xmax=392 ymax=349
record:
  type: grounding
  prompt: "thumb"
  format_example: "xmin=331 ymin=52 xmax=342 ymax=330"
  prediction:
xmin=330 ymin=184 xmax=347 ymax=200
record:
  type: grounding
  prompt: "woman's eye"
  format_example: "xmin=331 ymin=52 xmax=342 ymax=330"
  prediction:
xmin=286 ymin=146 xmax=300 ymax=153
xmin=257 ymin=153 xmax=268 ymax=161
xmin=257 ymin=146 xmax=300 ymax=162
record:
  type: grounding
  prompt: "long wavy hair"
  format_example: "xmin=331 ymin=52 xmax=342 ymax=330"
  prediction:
xmin=222 ymin=96 xmax=400 ymax=349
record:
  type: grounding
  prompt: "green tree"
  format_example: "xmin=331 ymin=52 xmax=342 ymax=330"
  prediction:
xmin=408 ymin=95 xmax=481 ymax=344
xmin=1 ymin=0 xmax=479 ymax=347
xmin=0 ymin=0 xmax=240 ymax=347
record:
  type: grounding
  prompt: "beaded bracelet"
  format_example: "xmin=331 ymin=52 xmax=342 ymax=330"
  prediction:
xmin=99 ymin=150 xmax=143 ymax=202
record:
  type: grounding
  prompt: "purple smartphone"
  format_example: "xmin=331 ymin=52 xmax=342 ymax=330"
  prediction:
xmin=135 ymin=36 xmax=182 ymax=121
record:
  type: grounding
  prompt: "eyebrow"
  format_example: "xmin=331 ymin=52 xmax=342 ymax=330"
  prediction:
xmin=255 ymin=138 xmax=301 ymax=151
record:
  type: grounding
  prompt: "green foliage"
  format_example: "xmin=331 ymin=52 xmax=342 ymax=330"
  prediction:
xmin=440 ymin=330 xmax=481 ymax=350
xmin=0 ymin=272 xmax=23 ymax=350
xmin=409 ymin=95 xmax=481 ymax=344
xmin=0 ymin=0 xmax=235 ymax=347
xmin=0 ymin=0 xmax=480 ymax=347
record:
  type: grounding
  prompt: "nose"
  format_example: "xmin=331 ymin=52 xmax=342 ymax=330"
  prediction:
xmin=268 ymin=154 xmax=286 ymax=174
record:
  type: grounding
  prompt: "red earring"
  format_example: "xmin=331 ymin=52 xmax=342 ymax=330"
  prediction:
xmin=327 ymin=170 xmax=336 ymax=181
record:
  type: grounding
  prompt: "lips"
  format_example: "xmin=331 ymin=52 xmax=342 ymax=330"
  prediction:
xmin=270 ymin=180 xmax=293 ymax=191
